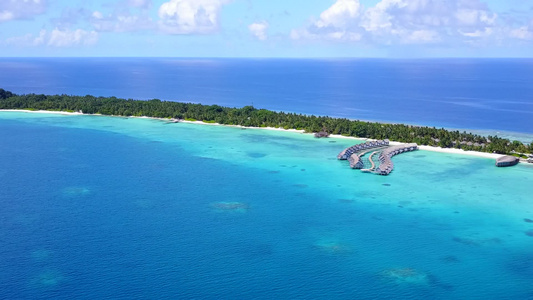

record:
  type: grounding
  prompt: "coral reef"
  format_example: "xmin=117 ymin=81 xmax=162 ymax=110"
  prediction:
xmin=381 ymin=268 xmax=429 ymax=284
xmin=210 ymin=202 xmax=249 ymax=212
xmin=313 ymin=240 xmax=352 ymax=254
xmin=62 ymin=186 xmax=90 ymax=196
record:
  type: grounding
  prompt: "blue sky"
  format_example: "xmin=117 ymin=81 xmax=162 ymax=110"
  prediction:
xmin=1 ymin=0 xmax=532 ymax=57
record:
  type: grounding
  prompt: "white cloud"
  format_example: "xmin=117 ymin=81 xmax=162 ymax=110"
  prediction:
xmin=128 ymin=0 xmax=152 ymax=9
xmin=316 ymin=0 xmax=361 ymax=29
xmin=249 ymin=21 xmax=269 ymax=40
xmin=509 ymin=26 xmax=533 ymax=40
xmin=0 ymin=0 xmax=47 ymax=22
xmin=34 ymin=29 xmax=46 ymax=45
xmin=157 ymin=0 xmax=232 ymax=34
xmin=292 ymin=0 xmax=503 ymax=45
xmin=0 ymin=11 xmax=15 ymax=22
xmin=50 ymin=0 xmax=228 ymax=35
xmin=291 ymin=27 xmax=362 ymax=42
xmin=92 ymin=11 xmax=104 ymax=19
xmin=404 ymin=29 xmax=440 ymax=43
xmin=459 ymin=27 xmax=493 ymax=38
xmin=291 ymin=0 xmax=364 ymax=42
xmin=455 ymin=9 xmax=496 ymax=26
xmin=90 ymin=11 xmax=154 ymax=32
xmin=48 ymin=28 xmax=98 ymax=47
xmin=5 ymin=28 xmax=98 ymax=47
xmin=5 ymin=30 xmax=45 ymax=46
xmin=49 ymin=1 xmax=155 ymax=34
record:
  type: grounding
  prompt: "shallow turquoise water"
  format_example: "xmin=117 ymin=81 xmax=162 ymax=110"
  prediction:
xmin=1 ymin=111 xmax=533 ymax=299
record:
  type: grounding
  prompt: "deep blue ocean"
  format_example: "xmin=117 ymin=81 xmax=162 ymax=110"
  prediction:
xmin=1 ymin=59 xmax=533 ymax=299
xmin=1 ymin=58 xmax=532 ymax=140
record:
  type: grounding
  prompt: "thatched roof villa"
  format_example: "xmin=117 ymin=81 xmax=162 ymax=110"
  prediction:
xmin=495 ymin=156 xmax=519 ymax=167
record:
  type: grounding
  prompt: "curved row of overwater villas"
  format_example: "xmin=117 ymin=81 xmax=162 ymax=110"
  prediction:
xmin=338 ymin=140 xmax=418 ymax=176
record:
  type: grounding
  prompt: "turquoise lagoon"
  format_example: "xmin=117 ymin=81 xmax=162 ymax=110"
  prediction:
xmin=1 ymin=111 xmax=533 ymax=299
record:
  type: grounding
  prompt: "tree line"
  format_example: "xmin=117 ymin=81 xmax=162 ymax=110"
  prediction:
xmin=1 ymin=88 xmax=531 ymax=155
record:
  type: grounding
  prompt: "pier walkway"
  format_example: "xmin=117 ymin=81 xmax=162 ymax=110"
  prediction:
xmin=361 ymin=151 xmax=378 ymax=173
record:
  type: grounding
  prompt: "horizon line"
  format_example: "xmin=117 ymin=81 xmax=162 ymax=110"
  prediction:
xmin=2 ymin=56 xmax=533 ymax=60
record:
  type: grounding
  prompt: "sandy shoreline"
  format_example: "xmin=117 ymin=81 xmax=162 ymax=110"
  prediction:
xmin=0 ymin=109 xmax=84 ymax=116
xmin=0 ymin=109 xmax=524 ymax=161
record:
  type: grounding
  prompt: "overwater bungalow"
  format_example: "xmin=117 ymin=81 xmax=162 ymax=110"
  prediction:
xmin=337 ymin=140 xmax=390 ymax=160
xmin=339 ymin=141 xmax=417 ymax=175
xmin=375 ymin=143 xmax=418 ymax=175
xmin=348 ymin=153 xmax=364 ymax=169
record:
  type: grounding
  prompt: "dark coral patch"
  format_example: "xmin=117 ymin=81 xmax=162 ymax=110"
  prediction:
xmin=453 ymin=236 xmax=502 ymax=245
xmin=441 ymin=255 xmax=460 ymax=263
xmin=452 ymin=237 xmax=479 ymax=246
xmin=293 ymin=184 xmax=308 ymax=188
xmin=338 ymin=199 xmax=355 ymax=203
xmin=210 ymin=202 xmax=249 ymax=212
xmin=247 ymin=152 xmax=267 ymax=158
xmin=380 ymin=268 xmax=429 ymax=284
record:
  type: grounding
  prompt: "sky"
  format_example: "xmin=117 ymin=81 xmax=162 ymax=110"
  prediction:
xmin=0 ymin=0 xmax=533 ymax=57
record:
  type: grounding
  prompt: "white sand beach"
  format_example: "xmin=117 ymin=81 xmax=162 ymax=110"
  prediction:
xmin=0 ymin=109 xmax=523 ymax=161
xmin=1 ymin=109 xmax=84 ymax=116
xmin=331 ymin=133 xmax=504 ymax=159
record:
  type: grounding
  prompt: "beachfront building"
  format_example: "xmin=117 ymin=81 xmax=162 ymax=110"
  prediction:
xmin=495 ymin=156 xmax=519 ymax=167
xmin=314 ymin=131 xmax=329 ymax=138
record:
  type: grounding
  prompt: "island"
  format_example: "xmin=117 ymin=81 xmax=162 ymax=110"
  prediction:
xmin=1 ymin=88 xmax=531 ymax=157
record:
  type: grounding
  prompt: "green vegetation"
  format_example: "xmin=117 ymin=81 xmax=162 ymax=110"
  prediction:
xmin=0 ymin=88 xmax=530 ymax=154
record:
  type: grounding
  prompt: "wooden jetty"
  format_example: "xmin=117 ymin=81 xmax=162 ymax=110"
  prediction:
xmin=361 ymin=151 xmax=378 ymax=173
